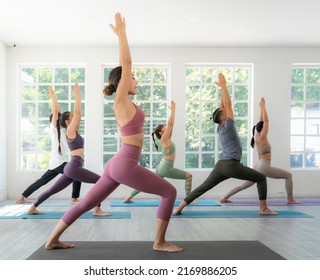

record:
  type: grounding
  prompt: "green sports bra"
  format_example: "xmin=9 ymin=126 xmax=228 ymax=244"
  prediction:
xmin=162 ymin=140 xmax=176 ymax=157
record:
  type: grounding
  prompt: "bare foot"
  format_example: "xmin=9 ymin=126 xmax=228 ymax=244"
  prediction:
xmin=153 ymin=242 xmax=184 ymax=253
xmin=93 ymin=207 xmax=111 ymax=216
xmin=45 ymin=240 xmax=74 ymax=250
xmin=219 ymin=198 xmax=232 ymax=203
xmin=260 ymin=208 xmax=278 ymax=215
xmin=173 ymin=201 xmax=187 ymax=215
xmin=16 ymin=196 xmax=32 ymax=204
xmin=287 ymin=199 xmax=301 ymax=204
xmin=27 ymin=206 xmax=44 ymax=215
xmin=123 ymin=197 xmax=133 ymax=203
xmin=172 ymin=208 xmax=182 ymax=215
xmin=70 ymin=198 xmax=80 ymax=204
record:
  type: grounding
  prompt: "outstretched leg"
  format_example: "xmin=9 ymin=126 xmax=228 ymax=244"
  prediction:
xmin=123 ymin=189 xmax=140 ymax=203
xmin=220 ymin=180 xmax=255 ymax=203
xmin=45 ymin=220 xmax=75 ymax=250
xmin=153 ymin=219 xmax=183 ymax=252
xmin=174 ymin=166 xmax=227 ymax=215
xmin=257 ymin=160 xmax=299 ymax=204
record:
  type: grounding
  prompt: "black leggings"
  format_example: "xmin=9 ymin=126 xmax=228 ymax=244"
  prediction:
xmin=22 ymin=162 xmax=81 ymax=199
xmin=184 ymin=159 xmax=267 ymax=204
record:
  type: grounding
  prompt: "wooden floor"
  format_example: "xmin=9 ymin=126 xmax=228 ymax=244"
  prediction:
xmin=0 ymin=197 xmax=320 ymax=260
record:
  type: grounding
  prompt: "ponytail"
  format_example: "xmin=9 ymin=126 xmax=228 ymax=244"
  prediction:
xmin=250 ymin=125 xmax=256 ymax=148
xmin=251 ymin=121 xmax=264 ymax=148
xmin=152 ymin=132 xmax=159 ymax=152
xmin=152 ymin=124 xmax=164 ymax=152
xmin=56 ymin=112 xmax=62 ymax=155
xmin=57 ymin=120 xmax=62 ymax=155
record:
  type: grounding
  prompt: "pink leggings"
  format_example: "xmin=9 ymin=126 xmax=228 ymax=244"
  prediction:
xmin=62 ymin=144 xmax=177 ymax=225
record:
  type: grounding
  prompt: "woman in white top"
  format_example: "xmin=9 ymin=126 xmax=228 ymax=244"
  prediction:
xmin=16 ymin=87 xmax=81 ymax=204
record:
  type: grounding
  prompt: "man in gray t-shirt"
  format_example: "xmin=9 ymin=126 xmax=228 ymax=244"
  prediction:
xmin=174 ymin=73 xmax=277 ymax=215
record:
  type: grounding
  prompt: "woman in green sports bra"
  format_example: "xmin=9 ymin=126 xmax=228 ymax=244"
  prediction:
xmin=123 ymin=100 xmax=193 ymax=203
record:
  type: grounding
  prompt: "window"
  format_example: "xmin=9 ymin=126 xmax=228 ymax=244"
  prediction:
xmin=102 ymin=64 xmax=170 ymax=169
xmin=291 ymin=66 xmax=320 ymax=169
xmin=20 ymin=65 xmax=86 ymax=170
xmin=185 ymin=65 xmax=251 ymax=169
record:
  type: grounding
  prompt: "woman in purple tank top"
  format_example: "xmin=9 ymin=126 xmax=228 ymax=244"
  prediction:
xmin=27 ymin=84 xmax=109 ymax=216
xmin=45 ymin=13 xmax=183 ymax=253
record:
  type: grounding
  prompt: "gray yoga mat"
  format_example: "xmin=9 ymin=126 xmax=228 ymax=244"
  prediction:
xmin=27 ymin=240 xmax=285 ymax=260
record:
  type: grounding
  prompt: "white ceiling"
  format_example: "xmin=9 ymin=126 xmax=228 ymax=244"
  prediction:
xmin=1 ymin=0 xmax=320 ymax=48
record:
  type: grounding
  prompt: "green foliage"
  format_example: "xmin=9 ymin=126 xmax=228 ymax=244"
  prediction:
xmin=103 ymin=137 xmax=118 ymax=152
xmin=38 ymin=67 xmax=52 ymax=83
xmin=71 ymin=68 xmax=85 ymax=83
xmin=306 ymin=68 xmax=320 ymax=83
xmin=55 ymin=68 xmax=69 ymax=83
xmin=185 ymin=66 xmax=250 ymax=169
xmin=21 ymin=86 xmax=36 ymax=101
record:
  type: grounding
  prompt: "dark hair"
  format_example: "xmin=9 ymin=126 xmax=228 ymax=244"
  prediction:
xmin=103 ymin=66 xmax=122 ymax=96
xmin=211 ymin=108 xmax=222 ymax=124
xmin=151 ymin=124 xmax=164 ymax=152
xmin=250 ymin=121 xmax=264 ymax=148
xmin=60 ymin=111 xmax=71 ymax=129
xmin=49 ymin=112 xmax=62 ymax=155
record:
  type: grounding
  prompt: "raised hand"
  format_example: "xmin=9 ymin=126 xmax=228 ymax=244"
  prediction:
xmin=48 ymin=86 xmax=55 ymax=98
xmin=169 ymin=100 xmax=176 ymax=111
xmin=73 ymin=83 xmax=80 ymax=96
xmin=109 ymin=12 xmax=126 ymax=36
xmin=215 ymin=73 xmax=227 ymax=88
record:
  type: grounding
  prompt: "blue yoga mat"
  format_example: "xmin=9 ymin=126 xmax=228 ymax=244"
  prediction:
xmin=111 ymin=200 xmax=221 ymax=207
xmin=0 ymin=200 xmax=76 ymax=207
xmin=221 ymin=199 xmax=320 ymax=206
xmin=0 ymin=211 xmax=131 ymax=219
xmin=172 ymin=210 xmax=314 ymax=218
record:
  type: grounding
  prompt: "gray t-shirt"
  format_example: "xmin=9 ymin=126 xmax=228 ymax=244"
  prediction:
xmin=217 ymin=118 xmax=242 ymax=161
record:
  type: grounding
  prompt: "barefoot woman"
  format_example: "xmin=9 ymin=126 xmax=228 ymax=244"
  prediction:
xmin=45 ymin=13 xmax=183 ymax=253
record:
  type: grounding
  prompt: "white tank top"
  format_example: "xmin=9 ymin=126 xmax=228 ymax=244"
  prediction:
xmin=48 ymin=123 xmax=69 ymax=169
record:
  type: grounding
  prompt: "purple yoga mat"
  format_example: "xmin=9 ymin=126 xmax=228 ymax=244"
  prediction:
xmin=221 ymin=199 xmax=320 ymax=206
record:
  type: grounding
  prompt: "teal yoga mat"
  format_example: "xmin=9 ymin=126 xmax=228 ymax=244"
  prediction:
xmin=172 ymin=210 xmax=314 ymax=218
xmin=0 ymin=211 xmax=131 ymax=219
xmin=0 ymin=200 xmax=78 ymax=207
xmin=111 ymin=200 xmax=221 ymax=207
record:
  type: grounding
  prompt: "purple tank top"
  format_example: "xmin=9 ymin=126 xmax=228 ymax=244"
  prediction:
xmin=119 ymin=103 xmax=145 ymax=136
xmin=67 ymin=131 xmax=84 ymax=151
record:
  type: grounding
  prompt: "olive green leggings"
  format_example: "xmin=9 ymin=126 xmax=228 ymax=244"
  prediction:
xmin=129 ymin=159 xmax=192 ymax=198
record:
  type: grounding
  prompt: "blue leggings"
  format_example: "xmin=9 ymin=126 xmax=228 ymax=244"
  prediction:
xmin=33 ymin=156 xmax=100 ymax=207
xmin=62 ymin=144 xmax=177 ymax=225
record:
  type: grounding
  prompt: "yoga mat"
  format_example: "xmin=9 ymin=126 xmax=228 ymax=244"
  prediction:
xmin=111 ymin=200 xmax=221 ymax=207
xmin=221 ymin=199 xmax=320 ymax=206
xmin=0 ymin=211 xmax=131 ymax=219
xmin=27 ymin=240 xmax=285 ymax=260
xmin=172 ymin=210 xmax=314 ymax=218
xmin=0 ymin=200 xmax=79 ymax=207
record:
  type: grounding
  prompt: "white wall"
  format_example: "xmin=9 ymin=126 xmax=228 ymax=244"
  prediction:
xmin=0 ymin=41 xmax=7 ymax=200
xmin=6 ymin=46 xmax=320 ymax=200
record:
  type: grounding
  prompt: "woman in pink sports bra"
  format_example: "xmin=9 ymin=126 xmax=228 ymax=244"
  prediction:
xmin=45 ymin=13 xmax=183 ymax=253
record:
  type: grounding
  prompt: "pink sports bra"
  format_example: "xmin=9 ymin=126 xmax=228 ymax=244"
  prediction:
xmin=119 ymin=103 xmax=145 ymax=136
